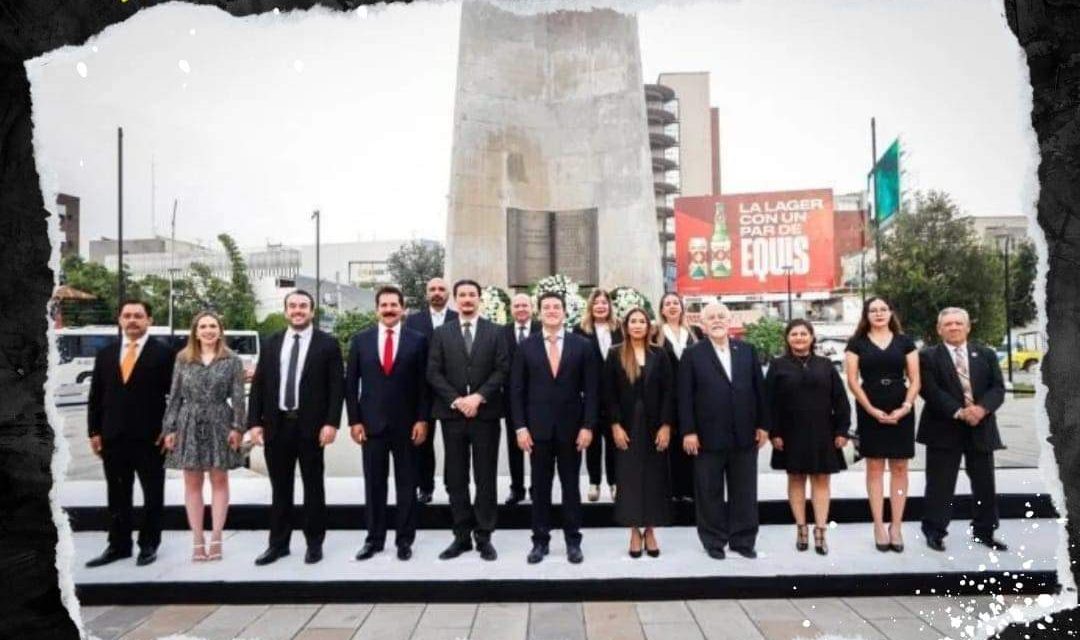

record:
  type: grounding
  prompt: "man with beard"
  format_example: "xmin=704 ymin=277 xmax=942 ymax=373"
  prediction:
xmin=405 ymin=277 xmax=457 ymax=503
xmin=347 ymin=285 xmax=430 ymax=560
xmin=85 ymin=299 xmax=174 ymax=568
xmin=248 ymin=290 xmax=344 ymax=565
xmin=427 ymin=279 xmax=509 ymax=561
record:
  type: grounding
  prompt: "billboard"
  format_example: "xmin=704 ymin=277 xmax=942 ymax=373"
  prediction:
xmin=675 ymin=189 xmax=836 ymax=296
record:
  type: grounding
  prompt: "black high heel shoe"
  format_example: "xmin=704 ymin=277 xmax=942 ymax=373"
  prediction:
xmin=644 ymin=529 xmax=660 ymax=558
xmin=814 ymin=526 xmax=829 ymax=556
xmin=889 ymin=524 xmax=904 ymax=553
xmin=796 ymin=524 xmax=809 ymax=552
xmin=874 ymin=525 xmax=891 ymax=552
xmin=629 ymin=529 xmax=643 ymax=558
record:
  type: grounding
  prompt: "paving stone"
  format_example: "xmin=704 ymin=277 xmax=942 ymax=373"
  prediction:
xmin=529 ymin=602 xmax=585 ymax=640
xmin=189 ymin=605 xmax=270 ymax=640
xmin=642 ymin=622 xmax=704 ymax=640
xmin=409 ymin=628 xmax=474 ymax=640
xmin=738 ymin=600 xmax=805 ymax=622
xmin=78 ymin=606 xmax=112 ymax=625
xmin=754 ymin=619 xmax=824 ymax=640
xmin=417 ymin=604 xmax=477 ymax=629
xmin=842 ymin=598 xmax=912 ymax=621
xmin=120 ymin=604 xmax=217 ymax=640
xmin=85 ymin=605 xmax=157 ymax=640
xmin=635 ymin=601 xmax=692 ymax=624
xmin=295 ymin=629 xmax=356 ymax=640
xmin=790 ymin=599 xmax=885 ymax=640
xmin=240 ymin=605 xmax=319 ymax=640
xmin=868 ymin=617 xmax=946 ymax=640
xmin=583 ymin=602 xmax=643 ymax=640
xmin=686 ymin=601 xmax=764 ymax=640
xmin=471 ymin=603 xmax=528 ymax=640
xmin=353 ymin=604 xmax=425 ymax=640
xmin=309 ymin=604 xmax=375 ymax=629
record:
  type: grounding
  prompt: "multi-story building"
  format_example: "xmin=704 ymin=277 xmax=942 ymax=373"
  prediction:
xmin=288 ymin=239 xmax=442 ymax=290
xmin=91 ymin=237 xmax=300 ymax=281
xmin=56 ymin=193 xmax=80 ymax=260
xmin=644 ymin=72 xmax=721 ymax=290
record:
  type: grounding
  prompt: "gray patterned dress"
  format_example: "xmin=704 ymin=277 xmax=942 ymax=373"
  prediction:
xmin=163 ymin=352 xmax=247 ymax=471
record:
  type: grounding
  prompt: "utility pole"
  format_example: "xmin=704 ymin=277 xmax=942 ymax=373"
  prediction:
xmin=312 ymin=209 xmax=321 ymax=318
xmin=117 ymin=127 xmax=124 ymax=338
xmin=168 ymin=199 xmax=178 ymax=338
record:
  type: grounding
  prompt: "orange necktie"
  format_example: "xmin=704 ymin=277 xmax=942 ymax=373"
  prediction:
xmin=121 ymin=341 xmax=138 ymax=383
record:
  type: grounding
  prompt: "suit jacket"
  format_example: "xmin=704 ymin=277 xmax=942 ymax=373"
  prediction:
xmin=87 ymin=336 xmax=175 ymax=442
xmin=246 ymin=328 xmax=345 ymax=441
xmin=917 ymin=341 xmax=1005 ymax=452
xmin=427 ymin=316 xmax=509 ymax=421
xmin=603 ymin=345 xmax=676 ymax=436
xmin=345 ymin=325 xmax=430 ymax=436
xmin=510 ymin=330 xmax=599 ymax=442
xmin=677 ymin=338 xmax=766 ymax=451
xmin=500 ymin=320 xmax=541 ymax=417
xmin=573 ymin=325 xmax=623 ymax=421
xmin=404 ymin=307 xmax=459 ymax=339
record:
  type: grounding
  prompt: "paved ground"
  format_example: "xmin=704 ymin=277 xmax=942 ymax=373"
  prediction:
xmin=79 ymin=594 xmax=1062 ymax=640
xmin=58 ymin=388 xmax=1044 ymax=482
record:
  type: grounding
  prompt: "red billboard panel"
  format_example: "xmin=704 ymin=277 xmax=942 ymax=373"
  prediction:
xmin=675 ymin=189 xmax=836 ymax=295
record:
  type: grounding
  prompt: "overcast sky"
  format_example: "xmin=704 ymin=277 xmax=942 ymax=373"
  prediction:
xmin=27 ymin=0 xmax=1035 ymax=256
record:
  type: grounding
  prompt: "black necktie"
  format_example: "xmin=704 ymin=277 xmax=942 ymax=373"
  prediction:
xmin=285 ymin=334 xmax=300 ymax=410
xmin=517 ymin=325 xmax=526 ymax=344
xmin=463 ymin=321 xmax=473 ymax=355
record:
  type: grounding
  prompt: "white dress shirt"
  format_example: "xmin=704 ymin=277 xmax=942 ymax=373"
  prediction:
xmin=663 ymin=324 xmax=691 ymax=359
xmin=279 ymin=325 xmax=314 ymax=410
xmin=596 ymin=324 xmax=612 ymax=361
xmin=711 ymin=339 xmax=732 ymax=379
xmin=459 ymin=314 xmax=480 ymax=339
xmin=118 ymin=332 xmax=150 ymax=365
xmin=430 ymin=307 xmax=448 ymax=329
xmin=378 ymin=321 xmax=402 ymax=364
xmin=514 ymin=321 xmax=532 ymax=343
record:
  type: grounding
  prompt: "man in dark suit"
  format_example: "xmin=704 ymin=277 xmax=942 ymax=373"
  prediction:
xmin=918 ymin=306 xmax=1007 ymax=552
xmin=346 ymin=285 xmax=430 ymax=561
xmin=247 ymin=290 xmax=344 ymax=566
xmin=404 ymin=276 xmax=458 ymax=504
xmin=85 ymin=300 xmax=175 ymax=568
xmin=679 ymin=302 xmax=767 ymax=560
xmin=510 ymin=292 xmax=598 ymax=564
xmin=501 ymin=293 xmax=540 ymax=505
xmin=427 ymin=279 xmax=510 ymax=560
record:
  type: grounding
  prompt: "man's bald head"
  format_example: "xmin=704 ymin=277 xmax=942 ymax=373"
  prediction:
xmin=426 ymin=277 xmax=449 ymax=310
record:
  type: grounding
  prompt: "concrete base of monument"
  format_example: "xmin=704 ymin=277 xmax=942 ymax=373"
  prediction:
xmin=73 ymin=519 xmax=1058 ymax=605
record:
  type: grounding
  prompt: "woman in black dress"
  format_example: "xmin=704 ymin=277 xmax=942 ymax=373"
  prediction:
xmin=652 ymin=292 xmax=702 ymax=502
xmin=844 ymin=296 xmax=920 ymax=553
xmin=605 ymin=307 xmax=675 ymax=557
xmin=575 ymin=288 xmax=623 ymax=502
xmin=767 ymin=320 xmax=850 ymax=555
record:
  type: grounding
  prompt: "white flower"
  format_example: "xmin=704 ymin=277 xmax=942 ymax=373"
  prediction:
xmin=479 ymin=286 xmax=509 ymax=325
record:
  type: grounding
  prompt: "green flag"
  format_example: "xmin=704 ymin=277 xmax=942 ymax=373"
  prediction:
xmin=873 ymin=139 xmax=900 ymax=227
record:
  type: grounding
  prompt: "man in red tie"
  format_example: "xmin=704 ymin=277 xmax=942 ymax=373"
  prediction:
xmin=345 ymin=285 xmax=431 ymax=561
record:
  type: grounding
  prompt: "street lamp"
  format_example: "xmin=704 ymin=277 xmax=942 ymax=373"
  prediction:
xmin=312 ymin=209 xmax=321 ymax=319
xmin=996 ymin=233 xmax=1014 ymax=384
xmin=781 ymin=264 xmax=794 ymax=321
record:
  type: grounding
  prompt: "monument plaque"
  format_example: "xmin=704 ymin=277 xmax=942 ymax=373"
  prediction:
xmin=507 ymin=207 xmax=598 ymax=287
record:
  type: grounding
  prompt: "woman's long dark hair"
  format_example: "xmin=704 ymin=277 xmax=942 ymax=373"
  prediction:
xmin=853 ymin=295 xmax=903 ymax=340
xmin=783 ymin=319 xmax=817 ymax=357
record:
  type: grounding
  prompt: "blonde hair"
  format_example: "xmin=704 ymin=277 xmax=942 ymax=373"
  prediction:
xmin=653 ymin=292 xmax=696 ymax=348
xmin=619 ymin=307 xmax=655 ymax=384
xmin=580 ymin=288 xmax=618 ymax=334
xmin=180 ymin=311 xmax=232 ymax=364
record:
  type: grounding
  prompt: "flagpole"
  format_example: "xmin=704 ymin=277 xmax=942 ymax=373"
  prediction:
xmin=871 ymin=118 xmax=880 ymax=276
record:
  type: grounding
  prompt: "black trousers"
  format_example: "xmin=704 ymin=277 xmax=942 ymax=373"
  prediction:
xmin=530 ymin=436 xmax=583 ymax=546
xmin=362 ymin=429 xmax=418 ymax=548
xmin=443 ymin=419 xmax=500 ymax=543
xmin=415 ymin=420 xmax=438 ymax=494
xmin=264 ymin=417 xmax=327 ymax=551
xmin=694 ymin=447 xmax=759 ymax=552
xmin=504 ymin=416 xmax=527 ymax=496
xmin=102 ymin=439 xmax=165 ymax=553
xmin=585 ymin=419 xmax=616 ymax=486
xmin=921 ymin=445 xmax=999 ymax=540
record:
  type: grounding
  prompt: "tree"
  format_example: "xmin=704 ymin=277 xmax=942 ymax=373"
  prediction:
xmin=874 ymin=191 xmax=1005 ymax=345
xmin=256 ymin=312 xmax=289 ymax=338
xmin=742 ymin=316 xmax=786 ymax=364
xmin=1008 ymin=239 xmax=1037 ymax=329
xmin=58 ymin=255 xmax=145 ymax=325
xmin=331 ymin=309 xmax=379 ymax=354
xmin=386 ymin=241 xmax=444 ymax=309
xmin=217 ymin=233 xmax=258 ymax=330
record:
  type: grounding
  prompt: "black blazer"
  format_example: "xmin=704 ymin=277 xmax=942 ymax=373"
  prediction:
xmin=917 ymin=341 xmax=1005 ymax=452
xmin=573 ymin=324 xmax=622 ymax=421
xmin=510 ymin=330 xmax=599 ymax=442
xmin=404 ymin=307 xmax=458 ymax=339
xmin=677 ymin=338 xmax=766 ymax=451
xmin=345 ymin=325 xmax=430 ymax=436
xmin=603 ymin=345 xmax=676 ymax=436
xmin=247 ymin=328 xmax=345 ymax=441
xmin=427 ymin=316 xmax=509 ymax=421
xmin=87 ymin=336 xmax=175 ymax=442
xmin=501 ymin=320 xmax=541 ymax=418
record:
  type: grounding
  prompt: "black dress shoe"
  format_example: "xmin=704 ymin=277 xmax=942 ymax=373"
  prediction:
xmin=355 ymin=543 xmax=383 ymax=561
xmin=85 ymin=547 xmax=132 ymax=568
xmin=567 ymin=544 xmax=584 ymax=564
xmin=926 ymin=535 xmax=946 ymax=552
xmin=135 ymin=548 xmax=158 ymax=566
xmin=438 ymin=539 xmax=473 ymax=560
xmin=730 ymin=547 xmax=757 ymax=559
xmin=305 ymin=546 xmax=323 ymax=564
xmin=476 ymin=540 xmax=498 ymax=561
xmin=254 ymin=547 xmax=290 ymax=566
xmin=707 ymin=548 xmax=726 ymax=560
xmin=527 ymin=543 xmax=548 ymax=564
xmin=974 ymin=536 xmax=1008 ymax=551
xmin=397 ymin=545 xmax=412 ymax=561
xmin=417 ymin=490 xmax=433 ymax=504
xmin=504 ymin=491 xmax=526 ymax=506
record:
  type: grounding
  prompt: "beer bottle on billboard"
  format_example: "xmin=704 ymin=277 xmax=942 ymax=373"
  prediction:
xmin=709 ymin=201 xmax=732 ymax=278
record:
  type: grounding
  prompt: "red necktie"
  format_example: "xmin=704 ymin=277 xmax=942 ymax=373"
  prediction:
xmin=382 ymin=328 xmax=394 ymax=375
